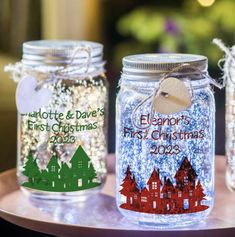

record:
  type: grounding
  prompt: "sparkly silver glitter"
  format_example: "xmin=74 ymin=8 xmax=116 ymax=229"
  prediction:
xmin=19 ymin=75 xmax=108 ymax=183
xmin=116 ymin=54 xmax=217 ymax=226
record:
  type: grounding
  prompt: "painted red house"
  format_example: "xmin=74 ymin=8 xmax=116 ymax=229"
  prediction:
xmin=147 ymin=168 xmax=162 ymax=211
xmin=140 ymin=187 xmax=151 ymax=211
xmin=119 ymin=157 xmax=209 ymax=214
xmin=161 ymin=177 xmax=175 ymax=212
xmin=130 ymin=175 xmax=140 ymax=208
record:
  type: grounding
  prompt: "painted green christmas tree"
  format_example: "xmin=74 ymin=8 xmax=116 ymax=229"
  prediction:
xmin=22 ymin=145 xmax=101 ymax=192
xmin=22 ymin=153 xmax=41 ymax=185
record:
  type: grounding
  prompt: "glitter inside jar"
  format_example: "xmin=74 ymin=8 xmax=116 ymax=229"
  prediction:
xmin=212 ymin=39 xmax=235 ymax=192
xmin=224 ymin=47 xmax=235 ymax=191
xmin=116 ymin=54 xmax=217 ymax=226
xmin=6 ymin=40 xmax=108 ymax=201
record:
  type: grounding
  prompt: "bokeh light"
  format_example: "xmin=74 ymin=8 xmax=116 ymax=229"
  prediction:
xmin=197 ymin=0 xmax=215 ymax=7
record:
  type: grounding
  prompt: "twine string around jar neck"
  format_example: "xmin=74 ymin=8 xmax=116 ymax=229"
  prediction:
xmin=57 ymin=46 xmax=92 ymax=75
xmin=213 ymin=38 xmax=235 ymax=85
xmin=35 ymin=46 xmax=92 ymax=90
xmin=4 ymin=45 xmax=103 ymax=90
xmin=130 ymin=63 xmax=224 ymax=130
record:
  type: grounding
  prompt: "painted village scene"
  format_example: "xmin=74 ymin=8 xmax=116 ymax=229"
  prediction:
xmin=119 ymin=157 xmax=209 ymax=214
xmin=22 ymin=145 xmax=100 ymax=192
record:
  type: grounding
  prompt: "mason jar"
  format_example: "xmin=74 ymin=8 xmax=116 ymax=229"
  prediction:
xmin=116 ymin=54 xmax=216 ymax=226
xmin=6 ymin=40 xmax=108 ymax=201
xmin=225 ymin=47 xmax=235 ymax=191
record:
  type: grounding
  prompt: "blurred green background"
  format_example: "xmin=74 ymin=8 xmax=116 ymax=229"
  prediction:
xmin=0 ymin=0 xmax=232 ymax=173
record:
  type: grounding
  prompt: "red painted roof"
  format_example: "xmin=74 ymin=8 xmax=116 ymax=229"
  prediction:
xmin=174 ymin=157 xmax=197 ymax=179
xmin=147 ymin=168 xmax=162 ymax=185
xmin=161 ymin=177 xmax=174 ymax=193
xmin=140 ymin=187 xmax=149 ymax=196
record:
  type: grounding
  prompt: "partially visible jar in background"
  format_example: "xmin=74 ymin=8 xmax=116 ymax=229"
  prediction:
xmin=5 ymin=40 xmax=108 ymax=201
xmin=224 ymin=47 xmax=235 ymax=191
xmin=213 ymin=39 xmax=235 ymax=191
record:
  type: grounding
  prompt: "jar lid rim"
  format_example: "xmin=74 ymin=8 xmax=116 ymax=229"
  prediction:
xmin=22 ymin=40 xmax=103 ymax=66
xmin=123 ymin=53 xmax=207 ymax=74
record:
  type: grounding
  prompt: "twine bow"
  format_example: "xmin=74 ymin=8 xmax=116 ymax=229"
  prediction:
xmin=130 ymin=63 xmax=223 ymax=130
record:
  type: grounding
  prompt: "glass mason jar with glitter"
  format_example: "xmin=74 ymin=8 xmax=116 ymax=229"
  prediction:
xmin=212 ymin=39 xmax=235 ymax=192
xmin=116 ymin=54 xmax=221 ymax=226
xmin=224 ymin=48 xmax=235 ymax=191
xmin=5 ymin=40 xmax=108 ymax=200
xmin=212 ymin=38 xmax=235 ymax=192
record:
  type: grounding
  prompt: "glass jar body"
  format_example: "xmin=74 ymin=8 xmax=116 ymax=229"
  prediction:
xmin=116 ymin=78 xmax=215 ymax=226
xmin=225 ymin=66 xmax=235 ymax=191
xmin=17 ymin=73 xmax=108 ymax=201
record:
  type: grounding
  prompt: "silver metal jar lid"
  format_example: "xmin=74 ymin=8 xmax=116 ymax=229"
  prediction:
xmin=122 ymin=53 xmax=208 ymax=78
xmin=22 ymin=40 xmax=104 ymax=66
